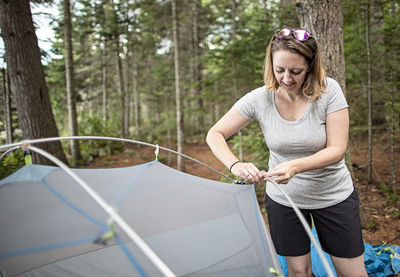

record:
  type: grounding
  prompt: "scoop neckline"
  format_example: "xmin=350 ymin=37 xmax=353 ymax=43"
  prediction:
xmin=271 ymin=92 xmax=311 ymax=124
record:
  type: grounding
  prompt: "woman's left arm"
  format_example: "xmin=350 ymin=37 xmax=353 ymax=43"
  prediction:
xmin=265 ymin=108 xmax=349 ymax=184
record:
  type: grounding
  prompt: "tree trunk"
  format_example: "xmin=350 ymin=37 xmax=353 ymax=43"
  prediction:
xmin=191 ymin=0 xmax=203 ymax=135
xmin=132 ymin=49 xmax=140 ymax=138
xmin=365 ymin=0 xmax=373 ymax=184
xmin=230 ymin=0 xmax=243 ymax=161
xmin=0 ymin=0 xmax=67 ymax=165
xmin=390 ymin=60 xmax=396 ymax=193
xmin=102 ymin=39 xmax=108 ymax=129
xmin=64 ymin=0 xmax=82 ymax=166
xmin=2 ymin=67 xmax=13 ymax=144
xmin=370 ymin=0 xmax=385 ymax=125
xmin=295 ymin=0 xmax=346 ymax=91
xmin=115 ymin=41 xmax=126 ymax=138
xmin=166 ymin=95 xmax=172 ymax=165
xmin=389 ymin=1 xmax=397 ymax=193
xmin=124 ymin=53 xmax=130 ymax=137
xmin=172 ymin=0 xmax=184 ymax=170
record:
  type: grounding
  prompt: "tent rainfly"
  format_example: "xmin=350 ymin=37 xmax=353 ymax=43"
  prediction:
xmin=0 ymin=156 xmax=283 ymax=276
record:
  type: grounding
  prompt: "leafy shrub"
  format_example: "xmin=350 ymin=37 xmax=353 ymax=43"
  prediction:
xmin=0 ymin=150 xmax=25 ymax=179
xmin=72 ymin=115 xmax=123 ymax=163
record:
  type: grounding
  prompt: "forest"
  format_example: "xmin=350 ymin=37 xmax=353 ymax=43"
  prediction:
xmin=0 ymin=0 xmax=399 ymax=242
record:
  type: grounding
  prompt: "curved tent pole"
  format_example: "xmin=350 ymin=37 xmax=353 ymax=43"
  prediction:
xmin=0 ymin=146 xmax=19 ymax=161
xmin=0 ymin=136 xmax=234 ymax=182
xmin=1 ymin=136 xmax=335 ymax=276
xmin=27 ymin=145 xmax=176 ymax=277
xmin=265 ymin=176 xmax=336 ymax=277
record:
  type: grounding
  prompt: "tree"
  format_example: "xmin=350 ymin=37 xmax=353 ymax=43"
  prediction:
xmin=2 ymin=66 xmax=13 ymax=144
xmin=0 ymin=0 xmax=67 ymax=165
xmin=364 ymin=0 xmax=373 ymax=183
xmin=190 ymin=0 xmax=203 ymax=134
xmin=172 ymin=0 xmax=184 ymax=170
xmin=295 ymin=0 xmax=346 ymax=91
xmin=64 ymin=0 xmax=82 ymax=165
xmin=385 ymin=1 xmax=399 ymax=193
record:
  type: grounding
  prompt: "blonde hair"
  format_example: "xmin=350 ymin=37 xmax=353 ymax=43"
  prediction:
xmin=263 ymin=32 xmax=326 ymax=102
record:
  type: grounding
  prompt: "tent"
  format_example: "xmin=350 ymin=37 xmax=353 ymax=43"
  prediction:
xmin=0 ymin=158 xmax=283 ymax=276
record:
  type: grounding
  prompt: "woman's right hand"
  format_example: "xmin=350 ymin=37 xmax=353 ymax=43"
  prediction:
xmin=230 ymin=161 xmax=263 ymax=184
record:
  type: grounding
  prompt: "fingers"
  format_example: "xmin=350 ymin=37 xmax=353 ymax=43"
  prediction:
xmin=231 ymin=162 xmax=263 ymax=184
xmin=264 ymin=163 xmax=294 ymax=184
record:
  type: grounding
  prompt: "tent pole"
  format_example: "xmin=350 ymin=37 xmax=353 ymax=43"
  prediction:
xmin=0 ymin=136 xmax=234 ymax=182
xmin=265 ymin=176 xmax=336 ymax=277
xmin=28 ymin=145 xmax=176 ymax=277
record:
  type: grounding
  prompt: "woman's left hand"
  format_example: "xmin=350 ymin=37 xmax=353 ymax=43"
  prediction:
xmin=264 ymin=161 xmax=297 ymax=184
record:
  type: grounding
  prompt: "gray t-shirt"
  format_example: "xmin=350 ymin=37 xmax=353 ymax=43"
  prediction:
xmin=234 ymin=77 xmax=353 ymax=209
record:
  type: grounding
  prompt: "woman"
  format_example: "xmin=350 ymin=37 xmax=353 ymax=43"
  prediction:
xmin=206 ymin=28 xmax=367 ymax=277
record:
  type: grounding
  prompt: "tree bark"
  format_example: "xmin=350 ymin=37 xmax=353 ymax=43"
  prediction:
xmin=2 ymin=67 xmax=13 ymax=144
xmin=102 ymin=39 xmax=108 ymax=129
xmin=132 ymin=49 xmax=140 ymax=138
xmin=64 ymin=0 xmax=82 ymax=166
xmin=389 ymin=2 xmax=397 ymax=193
xmin=172 ymin=0 xmax=184 ymax=170
xmin=191 ymin=0 xmax=203 ymax=134
xmin=0 ymin=0 xmax=67 ymax=165
xmin=230 ymin=0 xmax=243 ymax=161
xmin=115 ymin=40 xmax=127 ymax=138
xmin=295 ymin=0 xmax=346 ymax=92
xmin=124 ymin=52 xmax=130 ymax=137
xmin=109 ymin=0 xmax=127 ymax=138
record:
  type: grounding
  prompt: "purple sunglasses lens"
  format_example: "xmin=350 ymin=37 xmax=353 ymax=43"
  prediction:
xmin=275 ymin=28 xmax=290 ymax=39
xmin=293 ymin=29 xmax=310 ymax=41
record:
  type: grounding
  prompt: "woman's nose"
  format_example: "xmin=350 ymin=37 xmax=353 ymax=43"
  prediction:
xmin=283 ymin=71 xmax=292 ymax=82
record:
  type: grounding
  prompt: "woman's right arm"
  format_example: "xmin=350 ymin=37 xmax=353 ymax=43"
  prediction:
xmin=206 ymin=106 xmax=263 ymax=183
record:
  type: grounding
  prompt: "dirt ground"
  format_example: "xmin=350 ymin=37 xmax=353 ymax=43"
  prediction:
xmin=88 ymin=135 xmax=400 ymax=246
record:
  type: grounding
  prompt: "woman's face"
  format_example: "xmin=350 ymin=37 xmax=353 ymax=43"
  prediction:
xmin=272 ymin=50 xmax=309 ymax=95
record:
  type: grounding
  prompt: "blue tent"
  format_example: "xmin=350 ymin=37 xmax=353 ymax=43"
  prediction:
xmin=0 ymin=161 xmax=282 ymax=277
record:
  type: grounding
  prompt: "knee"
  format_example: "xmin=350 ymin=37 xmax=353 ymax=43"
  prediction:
xmin=337 ymin=269 xmax=368 ymax=277
xmin=288 ymin=265 xmax=312 ymax=277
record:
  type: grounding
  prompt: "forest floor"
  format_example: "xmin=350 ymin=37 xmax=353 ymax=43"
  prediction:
xmin=88 ymin=134 xmax=400 ymax=246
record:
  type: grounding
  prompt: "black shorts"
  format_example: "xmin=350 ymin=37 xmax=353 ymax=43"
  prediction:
xmin=265 ymin=190 xmax=365 ymax=258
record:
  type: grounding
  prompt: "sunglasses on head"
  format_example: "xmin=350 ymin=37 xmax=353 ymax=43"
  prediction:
xmin=275 ymin=28 xmax=311 ymax=42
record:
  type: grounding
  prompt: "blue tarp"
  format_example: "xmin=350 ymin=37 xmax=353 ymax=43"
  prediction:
xmin=278 ymin=228 xmax=400 ymax=277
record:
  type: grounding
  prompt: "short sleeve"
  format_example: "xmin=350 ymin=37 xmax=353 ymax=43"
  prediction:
xmin=234 ymin=88 xmax=263 ymax=121
xmin=325 ymin=77 xmax=348 ymax=114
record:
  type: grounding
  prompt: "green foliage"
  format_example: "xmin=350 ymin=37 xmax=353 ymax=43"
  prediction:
xmin=378 ymin=182 xmax=400 ymax=205
xmin=21 ymin=0 xmax=397 ymax=201
xmin=74 ymin=115 xmax=123 ymax=163
xmin=364 ymin=220 xmax=377 ymax=232
xmin=231 ymin=122 xmax=269 ymax=170
xmin=231 ymin=121 xmax=269 ymax=205
xmin=0 ymin=150 xmax=25 ymax=179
